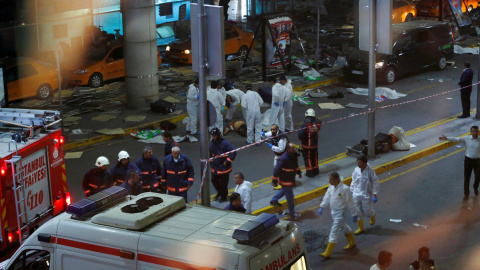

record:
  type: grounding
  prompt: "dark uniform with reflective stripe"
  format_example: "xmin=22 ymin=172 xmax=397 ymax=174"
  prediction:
xmin=271 ymin=152 xmax=300 ymax=216
xmin=135 ymin=155 xmax=162 ymax=192
xmin=109 ymin=162 xmax=141 ymax=187
xmin=298 ymin=117 xmax=322 ymax=177
xmin=82 ymin=167 xmax=109 ymax=197
xmin=210 ymin=138 xmax=236 ymax=201
xmin=161 ymin=154 xmax=194 ymax=201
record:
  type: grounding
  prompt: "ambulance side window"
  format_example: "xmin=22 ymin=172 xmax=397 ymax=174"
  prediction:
xmin=8 ymin=250 xmax=51 ymax=270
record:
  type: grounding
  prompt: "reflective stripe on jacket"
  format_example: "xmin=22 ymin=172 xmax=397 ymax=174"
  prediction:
xmin=161 ymin=154 xmax=194 ymax=193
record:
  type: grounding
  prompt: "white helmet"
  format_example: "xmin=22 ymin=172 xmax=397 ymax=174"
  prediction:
xmin=305 ymin=108 xmax=316 ymax=117
xmin=96 ymin=156 xmax=109 ymax=167
xmin=118 ymin=150 xmax=130 ymax=161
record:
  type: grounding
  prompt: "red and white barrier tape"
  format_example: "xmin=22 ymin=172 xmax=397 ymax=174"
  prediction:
xmin=195 ymin=164 xmax=209 ymax=204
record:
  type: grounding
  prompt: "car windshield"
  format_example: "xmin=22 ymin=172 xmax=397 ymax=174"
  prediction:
xmin=83 ymin=47 xmax=109 ymax=61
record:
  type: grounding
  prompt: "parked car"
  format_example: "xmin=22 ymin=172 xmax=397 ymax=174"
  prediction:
xmin=4 ymin=58 xmax=59 ymax=101
xmin=64 ymin=41 xmax=162 ymax=88
xmin=165 ymin=25 xmax=255 ymax=64
xmin=393 ymin=0 xmax=417 ymax=23
xmin=156 ymin=23 xmax=179 ymax=50
xmin=344 ymin=20 xmax=454 ymax=84
xmin=414 ymin=0 xmax=479 ymax=18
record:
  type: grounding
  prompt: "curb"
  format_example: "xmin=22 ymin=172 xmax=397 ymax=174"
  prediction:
xmin=252 ymin=139 xmax=459 ymax=215
xmin=63 ymin=76 xmax=345 ymax=151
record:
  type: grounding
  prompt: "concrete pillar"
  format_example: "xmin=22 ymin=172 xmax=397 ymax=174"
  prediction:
xmin=122 ymin=0 xmax=159 ymax=109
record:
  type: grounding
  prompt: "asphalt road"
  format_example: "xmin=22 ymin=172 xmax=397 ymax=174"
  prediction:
xmin=64 ymin=53 xmax=478 ymax=205
xmin=296 ymin=143 xmax=480 ymax=269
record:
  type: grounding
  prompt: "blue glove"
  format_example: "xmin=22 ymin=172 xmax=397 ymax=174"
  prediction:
xmin=283 ymin=101 xmax=286 ymax=108
xmin=274 ymin=102 xmax=280 ymax=107
xmin=352 ymin=216 xmax=358 ymax=223
xmin=261 ymin=131 xmax=266 ymax=136
xmin=265 ymin=143 xmax=273 ymax=148
xmin=318 ymin=208 xmax=323 ymax=215
xmin=197 ymin=94 xmax=200 ymax=99
xmin=228 ymin=104 xmax=233 ymax=108
xmin=222 ymin=106 xmax=225 ymax=111
xmin=372 ymin=196 xmax=378 ymax=203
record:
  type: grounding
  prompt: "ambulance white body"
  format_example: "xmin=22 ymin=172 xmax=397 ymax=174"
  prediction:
xmin=0 ymin=187 xmax=310 ymax=270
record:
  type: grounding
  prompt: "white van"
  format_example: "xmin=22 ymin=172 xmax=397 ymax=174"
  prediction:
xmin=0 ymin=186 xmax=310 ymax=270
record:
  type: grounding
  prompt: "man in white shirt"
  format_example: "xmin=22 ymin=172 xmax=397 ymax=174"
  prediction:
xmin=207 ymin=80 xmax=226 ymax=134
xmin=351 ymin=155 xmax=380 ymax=235
xmin=370 ymin=250 xmax=392 ymax=270
xmin=186 ymin=79 xmax=200 ymax=135
xmin=241 ymin=85 xmax=264 ymax=144
xmin=268 ymin=76 xmax=288 ymax=131
xmin=279 ymin=75 xmax=293 ymax=132
xmin=233 ymin=172 xmax=252 ymax=214
xmin=439 ymin=125 xmax=480 ymax=200
xmin=318 ymin=171 xmax=357 ymax=259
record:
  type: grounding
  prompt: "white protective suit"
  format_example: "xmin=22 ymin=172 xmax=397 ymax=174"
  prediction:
xmin=351 ymin=164 xmax=379 ymax=218
xmin=269 ymin=83 xmax=288 ymax=131
xmin=186 ymin=83 xmax=200 ymax=133
xmin=207 ymin=86 xmax=225 ymax=133
xmin=283 ymin=80 xmax=294 ymax=131
xmin=234 ymin=180 xmax=253 ymax=214
xmin=241 ymin=90 xmax=263 ymax=143
xmin=320 ymin=182 xmax=356 ymax=243
xmin=218 ymin=86 xmax=227 ymax=100
xmin=225 ymin=89 xmax=245 ymax=121
xmin=263 ymin=131 xmax=287 ymax=167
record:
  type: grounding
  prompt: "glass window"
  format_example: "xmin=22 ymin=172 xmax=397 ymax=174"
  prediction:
xmin=8 ymin=249 xmax=51 ymax=270
xmin=416 ymin=30 xmax=430 ymax=43
xmin=84 ymin=47 xmax=109 ymax=61
xmin=393 ymin=0 xmax=408 ymax=9
xmin=108 ymin=47 xmax=123 ymax=61
xmin=17 ymin=64 xmax=38 ymax=79
xmin=225 ymin=27 xmax=239 ymax=40
xmin=5 ymin=67 xmax=18 ymax=83
xmin=394 ymin=33 xmax=413 ymax=49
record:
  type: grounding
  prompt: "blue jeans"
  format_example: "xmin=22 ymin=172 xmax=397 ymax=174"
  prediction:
xmin=271 ymin=186 xmax=295 ymax=216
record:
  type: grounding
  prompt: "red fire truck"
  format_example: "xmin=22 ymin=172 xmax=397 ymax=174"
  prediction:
xmin=0 ymin=109 xmax=69 ymax=259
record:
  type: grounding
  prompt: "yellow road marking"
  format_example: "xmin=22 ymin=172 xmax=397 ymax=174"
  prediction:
xmin=404 ymin=83 xmax=436 ymax=94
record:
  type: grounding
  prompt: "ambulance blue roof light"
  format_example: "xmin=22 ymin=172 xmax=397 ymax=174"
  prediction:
xmin=232 ymin=213 xmax=279 ymax=243
xmin=67 ymin=186 xmax=128 ymax=217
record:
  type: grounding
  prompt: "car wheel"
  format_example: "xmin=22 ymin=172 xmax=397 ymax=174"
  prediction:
xmin=405 ymin=13 xmax=413 ymax=22
xmin=36 ymin=84 xmax=52 ymax=99
xmin=384 ymin=67 xmax=396 ymax=84
xmin=237 ymin=45 xmax=249 ymax=58
xmin=88 ymin=73 xmax=103 ymax=88
xmin=437 ymin=55 xmax=447 ymax=70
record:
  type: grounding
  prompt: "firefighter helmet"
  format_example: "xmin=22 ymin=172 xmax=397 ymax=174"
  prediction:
xmin=305 ymin=108 xmax=316 ymax=117
xmin=96 ymin=156 xmax=110 ymax=167
xmin=118 ymin=150 xmax=130 ymax=161
xmin=210 ymin=128 xmax=222 ymax=136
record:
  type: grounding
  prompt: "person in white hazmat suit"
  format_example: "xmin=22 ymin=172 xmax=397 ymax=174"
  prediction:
xmin=207 ymin=80 xmax=225 ymax=134
xmin=318 ymin=171 xmax=358 ymax=259
xmin=186 ymin=79 xmax=200 ymax=135
xmin=217 ymin=80 xmax=227 ymax=100
xmin=225 ymin=88 xmax=245 ymax=122
xmin=279 ymin=75 xmax=293 ymax=132
xmin=233 ymin=172 xmax=253 ymax=214
xmin=268 ymin=76 xmax=288 ymax=132
xmin=241 ymin=84 xmax=263 ymax=144
xmin=351 ymin=155 xmax=379 ymax=235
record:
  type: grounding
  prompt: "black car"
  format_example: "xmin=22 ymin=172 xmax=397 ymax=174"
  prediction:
xmin=344 ymin=20 xmax=454 ymax=84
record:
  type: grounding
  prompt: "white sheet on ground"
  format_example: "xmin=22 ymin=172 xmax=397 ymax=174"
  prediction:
xmin=454 ymin=45 xmax=479 ymax=55
xmin=346 ymin=87 xmax=407 ymax=99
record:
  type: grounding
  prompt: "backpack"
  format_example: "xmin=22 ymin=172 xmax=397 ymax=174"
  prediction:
xmin=150 ymin=99 xmax=176 ymax=114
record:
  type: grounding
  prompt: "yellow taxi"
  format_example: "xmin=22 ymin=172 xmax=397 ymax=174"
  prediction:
xmin=165 ymin=25 xmax=255 ymax=64
xmin=65 ymin=41 xmax=162 ymax=88
xmin=4 ymin=58 xmax=60 ymax=101
xmin=414 ymin=0 xmax=479 ymax=17
xmin=393 ymin=0 xmax=417 ymax=23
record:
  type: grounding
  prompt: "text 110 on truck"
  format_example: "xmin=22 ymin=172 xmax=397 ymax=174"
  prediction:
xmin=0 ymin=109 xmax=69 ymax=260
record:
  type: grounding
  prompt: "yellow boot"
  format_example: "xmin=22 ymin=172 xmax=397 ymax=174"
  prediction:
xmin=319 ymin=242 xmax=335 ymax=259
xmin=354 ymin=219 xmax=364 ymax=235
xmin=273 ymin=184 xmax=283 ymax=190
xmin=343 ymin=232 xmax=357 ymax=251
xmin=370 ymin=215 xmax=376 ymax=225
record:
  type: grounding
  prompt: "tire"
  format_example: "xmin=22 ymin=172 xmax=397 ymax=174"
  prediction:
xmin=405 ymin=13 xmax=413 ymax=22
xmin=237 ymin=45 xmax=248 ymax=58
xmin=437 ymin=55 xmax=447 ymax=70
xmin=36 ymin=84 xmax=52 ymax=99
xmin=88 ymin=73 xmax=103 ymax=88
xmin=384 ymin=67 xmax=396 ymax=85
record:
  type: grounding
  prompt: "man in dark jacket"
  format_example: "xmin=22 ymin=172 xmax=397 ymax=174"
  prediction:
xmin=458 ymin=62 xmax=474 ymax=118
xmin=298 ymin=109 xmax=322 ymax=177
xmin=120 ymin=169 xmax=143 ymax=196
xmin=109 ymin=150 xmax=141 ymax=186
xmin=269 ymin=142 xmax=302 ymax=220
xmin=135 ymin=146 xmax=162 ymax=193
xmin=409 ymin=247 xmax=436 ymax=270
xmin=161 ymin=146 xmax=194 ymax=201
xmin=224 ymin=192 xmax=246 ymax=213
xmin=162 ymin=131 xmax=179 ymax=157
xmin=82 ymin=156 xmax=110 ymax=197
xmin=210 ymin=128 xmax=236 ymax=202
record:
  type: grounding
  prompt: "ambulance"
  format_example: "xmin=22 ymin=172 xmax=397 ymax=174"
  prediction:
xmin=0 ymin=186 xmax=310 ymax=270
xmin=0 ymin=109 xmax=69 ymax=260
